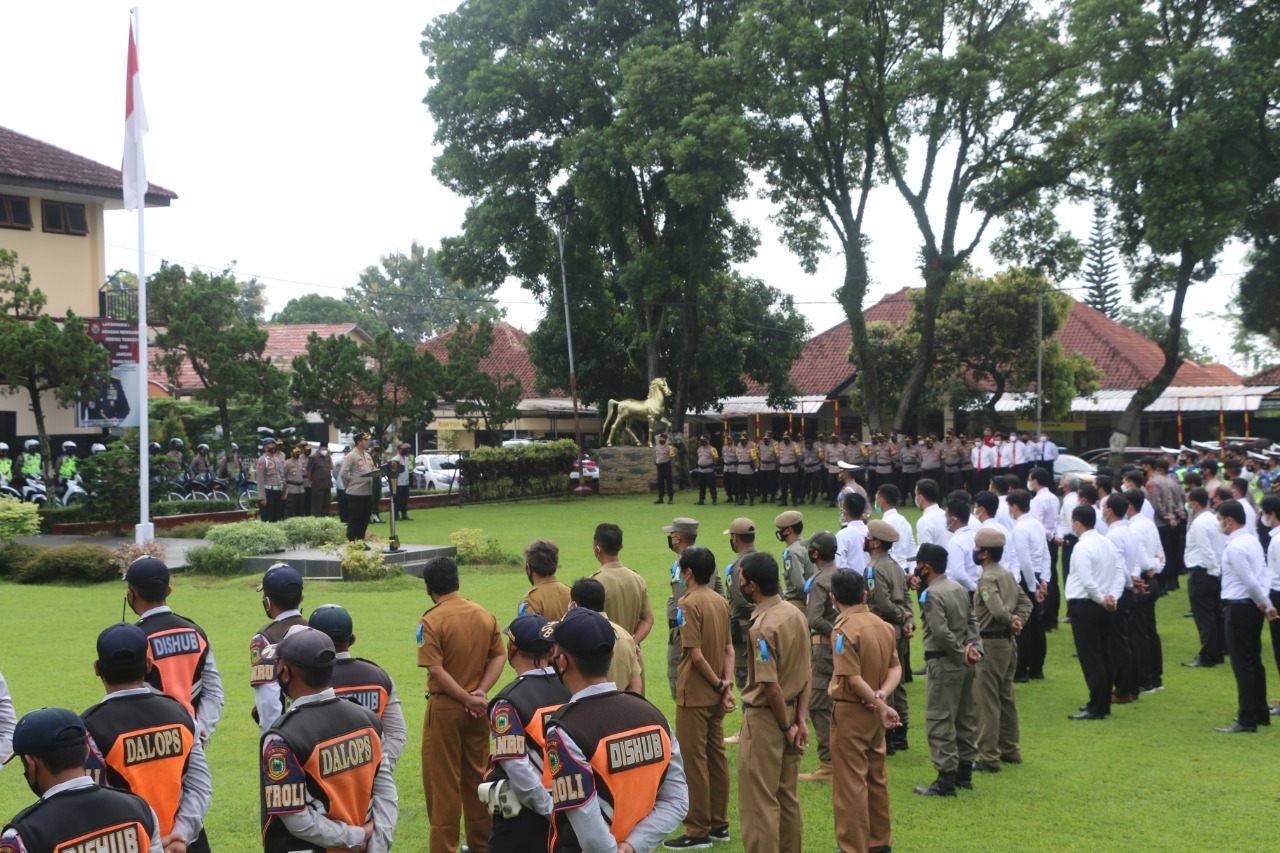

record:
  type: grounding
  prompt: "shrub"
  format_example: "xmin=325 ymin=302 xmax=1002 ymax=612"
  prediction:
xmin=36 ymin=503 xmax=91 ymax=533
xmin=279 ymin=516 xmax=346 ymax=549
xmin=185 ymin=545 xmax=243 ymax=577
xmin=165 ymin=521 xmax=216 ymax=540
xmin=0 ymin=543 xmax=44 ymax=578
xmin=110 ymin=542 xmax=168 ymax=575
xmin=448 ymin=528 xmax=504 ymax=564
xmin=322 ymin=539 xmax=402 ymax=581
xmin=205 ymin=520 xmax=288 ymax=555
xmin=19 ymin=544 xmax=116 ymax=584
xmin=456 ymin=439 xmax=578 ymax=502
xmin=152 ymin=499 xmax=238 ymax=518
xmin=0 ymin=497 xmax=40 ymax=543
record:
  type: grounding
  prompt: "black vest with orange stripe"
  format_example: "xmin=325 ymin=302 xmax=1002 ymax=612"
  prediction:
xmin=329 ymin=657 xmax=394 ymax=718
xmin=81 ymin=690 xmax=196 ymax=838
xmin=546 ymin=691 xmax=673 ymax=853
xmin=138 ymin=610 xmax=210 ymax=719
xmin=484 ymin=670 xmax=570 ymax=785
xmin=4 ymin=784 xmax=155 ymax=853
xmin=261 ymin=696 xmax=384 ymax=853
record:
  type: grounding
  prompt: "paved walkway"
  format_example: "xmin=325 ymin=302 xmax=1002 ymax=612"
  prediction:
xmin=14 ymin=535 xmax=205 ymax=569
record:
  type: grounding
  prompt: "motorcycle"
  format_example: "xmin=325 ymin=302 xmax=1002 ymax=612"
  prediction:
xmin=0 ymin=472 xmax=21 ymax=500
xmin=21 ymin=473 xmax=48 ymax=506
xmin=55 ymin=473 xmax=89 ymax=506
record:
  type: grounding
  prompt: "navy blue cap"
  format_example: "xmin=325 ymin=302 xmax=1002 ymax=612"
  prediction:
xmin=96 ymin=622 xmax=148 ymax=668
xmin=6 ymin=708 xmax=87 ymax=762
xmin=257 ymin=563 xmax=303 ymax=595
xmin=506 ymin=614 xmax=554 ymax=654
xmin=309 ymin=604 xmax=354 ymax=643
xmin=552 ymin=608 xmax=615 ymax=661
xmin=124 ymin=556 xmax=170 ymax=589
xmin=276 ymin=626 xmax=337 ymax=668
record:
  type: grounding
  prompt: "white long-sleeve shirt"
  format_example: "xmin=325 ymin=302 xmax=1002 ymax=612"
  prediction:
xmin=1012 ymin=514 xmax=1051 ymax=591
xmin=1184 ymin=509 xmax=1226 ymax=577
xmin=0 ymin=671 xmax=15 ymax=766
xmin=1105 ymin=518 xmax=1139 ymax=588
xmin=1127 ymin=513 xmax=1165 ymax=573
xmin=882 ymin=507 xmax=916 ymax=571
xmin=835 ymin=521 xmax=868 ymax=574
xmin=1031 ymin=487 xmax=1059 ymax=539
xmin=980 ymin=518 xmax=1018 ymax=578
xmin=1268 ymin=526 xmax=1280 ymax=592
xmin=1056 ymin=491 xmax=1079 ymax=539
xmin=971 ymin=444 xmax=996 ymax=471
xmin=1220 ymin=527 xmax=1271 ymax=608
xmin=945 ymin=525 xmax=980 ymax=592
xmin=916 ymin=504 xmax=951 ymax=550
xmin=1066 ymin=529 xmax=1124 ymax=603
xmin=995 ymin=497 xmax=1015 ymax=533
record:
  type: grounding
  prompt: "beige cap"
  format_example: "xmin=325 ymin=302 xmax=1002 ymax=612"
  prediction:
xmin=866 ymin=519 xmax=899 ymax=543
xmin=975 ymin=527 xmax=1006 ymax=548
xmin=723 ymin=517 xmax=756 ymax=536
xmin=663 ymin=517 xmax=699 ymax=536
xmin=774 ymin=510 xmax=804 ymax=529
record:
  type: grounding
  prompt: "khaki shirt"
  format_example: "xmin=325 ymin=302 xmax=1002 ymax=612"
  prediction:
xmin=339 ymin=448 xmax=375 ymax=497
xmin=667 ymin=558 xmax=724 ymax=623
xmin=742 ymin=596 xmax=811 ymax=707
xmin=606 ymin=616 xmax=643 ymax=690
xmin=655 ymin=443 xmax=672 ymax=464
xmin=919 ymin=576 xmax=980 ymax=666
xmin=519 ymin=574 xmax=572 ymax=622
xmin=417 ymin=593 xmax=503 ymax=707
xmin=256 ymin=452 xmax=285 ymax=489
xmin=920 ymin=445 xmax=942 ymax=470
xmin=866 ymin=552 xmax=912 ymax=637
xmin=758 ymin=442 xmax=777 ymax=470
xmin=677 ymin=585 xmax=732 ymax=708
xmin=778 ymin=441 xmax=798 ymax=470
xmin=975 ymin=563 xmax=1033 ymax=633
xmin=804 ymin=563 xmax=839 ymax=638
xmin=724 ymin=546 xmax=757 ymax=624
xmin=829 ymin=606 xmax=900 ymax=702
xmin=592 ymin=561 xmax=653 ymax=636
xmin=802 ymin=445 xmax=822 ymax=472
xmin=781 ymin=539 xmax=815 ymax=602
xmin=696 ymin=444 xmax=718 ymax=470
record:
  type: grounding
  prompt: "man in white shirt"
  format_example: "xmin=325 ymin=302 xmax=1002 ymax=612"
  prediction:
xmin=1262 ymin=496 xmax=1280 ymax=709
xmin=1183 ymin=487 xmax=1227 ymax=668
xmin=1124 ymin=490 xmax=1165 ymax=694
xmin=876 ymin=484 xmax=916 ymax=573
xmin=974 ymin=491 xmax=1019 ymax=581
xmin=991 ymin=477 xmax=1015 ymax=533
xmin=1064 ymin=505 xmax=1123 ymax=720
xmin=1102 ymin=494 xmax=1140 ymax=704
xmin=915 ymin=478 xmax=951 ymax=550
xmin=836 ymin=461 xmax=867 ymax=529
xmin=1214 ymin=499 xmax=1278 ymax=732
xmin=835 ymin=492 xmax=869 ymax=574
xmin=1048 ymin=474 xmax=1079 ymax=631
xmin=1039 ymin=433 xmax=1059 ymax=478
xmin=944 ymin=498 xmax=980 ymax=594
xmin=971 ymin=440 xmax=996 ymax=494
xmin=1009 ymin=490 xmax=1050 ymax=681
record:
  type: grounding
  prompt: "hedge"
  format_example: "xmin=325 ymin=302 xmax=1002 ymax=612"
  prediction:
xmin=456 ymin=439 xmax=578 ymax=503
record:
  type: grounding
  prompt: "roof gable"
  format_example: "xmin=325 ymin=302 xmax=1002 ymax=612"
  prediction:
xmin=0 ymin=125 xmax=176 ymax=205
xmin=419 ymin=321 xmax=550 ymax=398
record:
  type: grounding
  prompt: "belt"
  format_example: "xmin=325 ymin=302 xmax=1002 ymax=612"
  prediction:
xmin=780 ymin=465 xmax=797 ymax=472
xmin=1223 ymin=598 xmax=1255 ymax=605
xmin=743 ymin=698 xmax=799 ymax=709
xmin=264 ymin=485 xmax=280 ymax=491
xmin=698 ymin=466 xmax=714 ymax=471
xmin=811 ymin=634 xmax=831 ymax=646
xmin=1189 ymin=566 xmax=1208 ymax=572
xmin=923 ymin=650 xmax=948 ymax=661
xmin=980 ymin=630 xmax=1012 ymax=640
xmin=736 ymin=618 xmax=752 ymax=627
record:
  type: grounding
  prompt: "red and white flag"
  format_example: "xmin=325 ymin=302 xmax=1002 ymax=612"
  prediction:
xmin=122 ymin=16 xmax=149 ymax=211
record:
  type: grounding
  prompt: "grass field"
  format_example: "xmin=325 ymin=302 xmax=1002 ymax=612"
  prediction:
xmin=1 ymin=492 xmax=1276 ymax=851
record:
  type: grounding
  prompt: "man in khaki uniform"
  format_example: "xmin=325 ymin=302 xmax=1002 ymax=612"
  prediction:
xmin=663 ymin=518 xmax=724 ymax=699
xmin=824 ymin=436 xmax=844 ymax=507
xmin=668 ymin=546 xmax=735 ymax=847
xmin=694 ymin=436 xmax=719 ymax=506
xmin=736 ymin=551 xmax=811 ymax=853
xmin=829 ymin=570 xmax=902 ymax=853
xmin=776 ymin=510 xmax=815 ymax=606
xmin=417 ymin=557 xmax=506 ymax=853
xmin=798 ymin=530 xmax=839 ymax=783
xmin=777 ymin=432 xmax=800 ymax=507
xmin=517 ymin=538 xmax=572 ymax=621
xmin=865 ymin=519 xmax=915 ymax=754
xmin=722 ymin=517 xmax=758 ymax=745
xmin=758 ymin=432 xmax=778 ymax=504
xmin=567 ymin=578 xmax=643 ymax=692
xmin=972 ymin=527 xmax=1033 ymax=772
xmin=590 ymin=523 xmax=654 ymax=693
xmin=735 ymin=436 xmax=757 ymax=507
xmin=911 ymin=544 xmax=982 ymax=798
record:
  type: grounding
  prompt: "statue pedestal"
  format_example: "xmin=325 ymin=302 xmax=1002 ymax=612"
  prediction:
xmin=598 ymin=446 xmax=671 ymax=495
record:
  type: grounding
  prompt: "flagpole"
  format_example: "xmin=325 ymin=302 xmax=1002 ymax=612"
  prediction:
xmin=132 ymin=7 xmax=153 ymax=545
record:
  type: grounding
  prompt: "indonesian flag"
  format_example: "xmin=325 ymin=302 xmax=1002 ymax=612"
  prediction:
xmin=122 ymin=18 xmax=149 ymax=211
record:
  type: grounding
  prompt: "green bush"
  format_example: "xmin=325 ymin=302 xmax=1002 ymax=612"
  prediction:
xmin=456 ymin=439 xmax=578 ymax=502
xmin=152 ymin=499 xmax=238 ymax=518
xmin=205 ymin=520 xmax=289 ymax=555
xmin=0 ymin=543 xmax=44 ymax=578
xmin=19 ymin=544 xmax=116 ymax=584
xmin=185 ymin=545 xmax=244 ymax=576
xmin=279 ymin=516 xmax=346 ymax=549
xmin=165 ymin=521 xmax=216 ymax=539
xmin=448 ymin=528 xmax=505 ymax=564
xmin=323 ymin=539 xmax=402 ymax=581
xmin=36 ymin=503 xmax=91 ymax=533
xmin=0 ymin=497 xmax=40 ymax=543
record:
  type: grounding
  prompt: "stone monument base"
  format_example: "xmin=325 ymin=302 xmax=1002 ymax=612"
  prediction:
xmin=598 ymin=446 xmax=679 ymax=495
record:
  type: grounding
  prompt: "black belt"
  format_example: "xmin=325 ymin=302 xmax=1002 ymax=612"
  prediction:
xmin=743 ymin=698 xmax=799 ymax=709
xmin=698 ymin=466 xmax=714 ymax=471
xmin=1188 ymin=566 xmax=1208 ymax=572
xmin=668 ymin=619 xmax=679 ymax=629
xmin=780 ymin=466 xmax=797 ymax=472
xmin=980 ymin=630 xmax=1012 ymax=640
xmin=1223 ymin=598 xmax=1255 ymax=605
xmin=924 ymin=650 xmax=948 ymax=661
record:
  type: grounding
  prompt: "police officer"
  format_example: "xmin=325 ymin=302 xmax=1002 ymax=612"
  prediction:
xmin=251 ymin=563 xmax=307 ymax=734
xmin=801 ymin=436 xmax=823 ymax=505
xmin=912 ymin=544 xmax=982 ymax=797
xmin=662 ymin=518 xmax=724 ymax=700
xmin=777 ymin=433 xmax=799 ymax=507
xmin=518 ymin=539 xmax=572 ymax=621
xmin=544 ymin=608 xmax=688 ymax=852
xmin=481 ymin=614 xmax=570 ymax=852
xmin=775 ymin=511 xmax=815 ymax=607
xmin=798 ymin=531 xmax=839 ymax=784
xmin=757 ymin=433 xmax=778 ymax=504
xmin=284 ymin=444 xmax=309 ymax=519
xmin=735 ymin=436 xmax=757 ymax=507
xmin=257 ymin=437 xmax=286 ymax=523
xmin=83 ymin=623 xmax=212 ymax=853
xmin=418 ymin=556 xmax=506 ymax=852
xmin=971 ymin=528 xmax=1033 ymax=773
xmin=694 ymin=436 xmax=719 ymax=506
xmin=261 ymin=627 xmax=398 ymax=852
xmin=824 ymin=436 xmax=844 ymax=507
xmin=2 ymin=708 xmax=162 ymax=853
xmin=722 ymin=518 xmax=758 ymax=745
xmin=189 ymin=443 xmax=212 ymax=478
xmin=339 ymin=433 xmax=375 ymax=543
xmin=920 ymin=434 xmax=944 ymax=490
xmin=309 ymin=604 xmax=408 ymax=771
xmin=54 ymin=441 xmax=78 ymax=494
xmin=865 ymin=519 xmax=914 ymax=755
xmin=654 ymin=433 xmax=674 ymax=505
xmin=15 ymin=439 xmax=42 ymax=489
xmin=166 ymin=438 xmax=186 ymax=470
xmin=126 ymin=557 xmax=224 ymax=745
xmin=942 ymin=433 xmax=964 ymax=495
xmin=736 ymin=551 xmax=811 ymax=853
xmin=899 ymin=437 xmax=921 ymax=505
xmin=722 ymin=435 xmax=738 ymax=505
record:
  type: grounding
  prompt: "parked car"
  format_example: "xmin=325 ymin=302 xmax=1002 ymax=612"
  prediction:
xmin=570 ymin=459 xmax=600 ymax=482
xmin=416 ymin=454 xmax=462 ymax=491
xmin=1052 ymin=453 xmax=1097 ymax=486
xmin=1078 ymin=447 xmax=1165 ymax=466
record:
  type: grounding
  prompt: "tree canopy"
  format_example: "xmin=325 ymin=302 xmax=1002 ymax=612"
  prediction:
xmin=270 ymin=293 xmax=387 ymax=336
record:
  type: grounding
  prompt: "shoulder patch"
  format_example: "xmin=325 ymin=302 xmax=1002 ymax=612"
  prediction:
xmin=757 ymin=638 xmax=770 ymax=662
xmin=490 ymin=699 xmax=529 ymax=761
xmin=835 ymin=633 xmax=845 ymax=654
xmin=0 ymin=841 xmax=18 ymax=853
xmin=981 ymin=589 xmax=991 ymax=601
xmin=517 ymin=601 xmax=528 ymax=617
xmin=865 ymin=566 xmax=875 ymax=590
xmin=261 ymin=741 xmax=307 ymax=815
xmin=675 ymin=606 xmax=684 ymax=627
xmin=416 ymin=623 xmax=425 ymax=647
xmin=546 ymin=733 xmax=595 ymax=811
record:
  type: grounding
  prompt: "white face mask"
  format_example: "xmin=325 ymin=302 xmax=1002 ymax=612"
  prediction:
xmin=320 ymin=450 xmax=329 ymax=457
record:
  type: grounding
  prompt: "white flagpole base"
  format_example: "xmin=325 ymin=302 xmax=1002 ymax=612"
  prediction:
xmin=135 ymin=523 xmax=155 ymax=545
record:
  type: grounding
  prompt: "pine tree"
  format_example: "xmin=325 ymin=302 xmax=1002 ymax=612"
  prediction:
xmin=1082 ymin=203 xmax=1122 ymax=317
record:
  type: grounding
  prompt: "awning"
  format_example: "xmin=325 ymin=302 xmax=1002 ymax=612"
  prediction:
xmin=698 ymin=395 xmax=830 ymax=416
xmin=990 ymin=385 xmax=1279 ymax=415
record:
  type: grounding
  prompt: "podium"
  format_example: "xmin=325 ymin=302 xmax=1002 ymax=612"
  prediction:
xmin=359 ymin=460 xmax=406 ymax=553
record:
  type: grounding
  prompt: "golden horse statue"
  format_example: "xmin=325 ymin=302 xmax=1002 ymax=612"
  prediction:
xmin=602 ymin=377 xmax=672 ymax=447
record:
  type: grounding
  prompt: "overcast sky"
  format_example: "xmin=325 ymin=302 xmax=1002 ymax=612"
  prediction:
xmin=1 ymin=1 xmax=1260 ymax=370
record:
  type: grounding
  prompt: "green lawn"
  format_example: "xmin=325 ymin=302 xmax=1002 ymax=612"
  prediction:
xmin=1 ymin=493 xmax=1274 ymax=851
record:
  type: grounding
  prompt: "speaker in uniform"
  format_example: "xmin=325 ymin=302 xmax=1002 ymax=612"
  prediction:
xmin=251 ymin=564 xmax=308 ymax=734
xmin=1 ymin=708 xmax=162 ymax=853
xmin=83 ymin=624 xmax=212 ymax=853
xmin=260 ymin=627 xmax=398 ymax=852
xmin=543 ymin=609 xmax=687 ymax=852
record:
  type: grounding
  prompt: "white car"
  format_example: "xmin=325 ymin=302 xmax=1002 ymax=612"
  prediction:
xmin=416 ymin=454 xmax=462 ymax=491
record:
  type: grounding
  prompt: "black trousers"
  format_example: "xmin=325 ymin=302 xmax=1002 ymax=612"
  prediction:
xmin=1271 ymin=590 xmax=1280 ymax=679
xmin=655 ymin=461 xmax=673 ymax=499
xmin=260 ymin=488 xmax=283 ymax=522
xmin=697 ymin=469 xmax=717 ymax=503
xmin=393 ymin=483 xmax=410 ymax=517
xmin=723 ymin=470 xmax=737 ymax=502
xmin=1131 ymin=586 xmax=1163 ymax=690
xmin=943 ymin=468 xmax=963 ymax=495
xmin=346 ymin=493 xmax=372 ymax=542
xmin=901 ymin=471 xmax=918 ymax=504
xmin=1225 ymin=600 xmax=1269 ymax=727
xmin=736 ymin=471 xmax=754 ymax=504
xmin=1188 ymin=568 xmax=1224 ymax=664
xmin=1015 ymin=584 xmax=1047 ymax=678
xmin=1110 ymin=589 xmax=1138 ymax=699
xmin=1157 ymin=523 xmax=1185 ymax=590
xmin=285 ymin=491 xmax=307 ymax=518
xmin=336 ymin=488 xmax=348 ymax=523
xmin=758 ymin=468 xmax=777 ymax=499
xmin=828 ymin=471 xmax=842 ymax=504
xmin=1046 ymin=536 xmax=1071 ymax=629
xmin=310 ymin=486 xmax=331 ymax=517
xmin=1069 ymin=598 xmax=1113 ymax=716
xmin=488 ymin=808 xmax=552 ymax=852
xmin=778 ymin=469 xmax=799 ymax=504
xmin=803 ymin=470 xmax=822 ymax=502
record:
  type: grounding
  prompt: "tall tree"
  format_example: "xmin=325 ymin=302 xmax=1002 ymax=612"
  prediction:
xmin=1081 ymin=203 xmax=1122 ymax=318
xmin=1114 ymin=303 xmax=1208 ymax=363
xmin=0 ymin=250 xmax=111 ymax=473
xmin=440 ymin=318 xmax=524 ymax=438
xmin=149 ymin=264 xmax=287 ymax=461
xmin=347 ymin=241 xmax=501 ymax=343
xmin=1071 ymin=0 xmax=1273 ymax=464
xmin=270 ymin=293 xmax=387 ymax=337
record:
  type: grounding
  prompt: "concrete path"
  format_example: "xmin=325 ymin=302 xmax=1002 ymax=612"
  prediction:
xmin=14 ymin=535 xmax=205 ymax=569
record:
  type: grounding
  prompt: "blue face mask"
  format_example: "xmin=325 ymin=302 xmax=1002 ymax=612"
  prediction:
xmin=972 ymin=550 xmax=984 ymax=566
xmin=873 ymin=503 xmax=883 ymax=515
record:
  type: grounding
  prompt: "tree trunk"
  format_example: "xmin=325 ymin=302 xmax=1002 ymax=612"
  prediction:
xmin=27 ymin=379 xmax=50 ymax=478
xmin=1108 ymin=246 xmax=1197 ymax=469
xmin=893 ymin=257 xmax=950 ymax=431
xmin=218 ymin=403 xmax=235 ymax=464
xmin=839 ymin=247 xmax=883 ymax=433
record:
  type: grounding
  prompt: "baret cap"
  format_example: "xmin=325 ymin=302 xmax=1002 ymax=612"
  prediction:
xmin=309 ymin=604 xmax=354 ymax=643
xmin=124 ymin=556 xmax=170 ymax=590
xmin=96 ymin=623 xmax=149 ymax=668
xmin=808 ymin=530 xmax=838 ymax=560
xmin=506 ymin=614 xmax=555 ymax=654
xmin=663 ymin=517 xmax=699 ymax=536
xmin=552 ymin=608 xmax=615 ymax=661
xmin=975 ymin=528 xmax=1006 ymax=548
xmin=276 ymin=626 xmax=336 ymax=668
xmin=866 ymin=519 xmax=899 ymax=543
xmin=257 ymin=563 xmax=303 ymax=595
xmin=774 ymin=510 xmax=803 ymax=529
xmin=723 ymin=517 xmax=755 ymax=536
xmin=6 ymin=708 xmax=87 ymax=762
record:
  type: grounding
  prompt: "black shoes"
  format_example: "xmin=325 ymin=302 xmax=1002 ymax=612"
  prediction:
xmin=663 ymin=836 xmax=712 ymax=849
xmin=1013 ymin=675 xmax=1031 ymax=683
xmin=1182 ymin=659 xmax=1217 ymax=668
xmin=972 ymin=761 xmax=1001 ymax=773
xmin=955 ymin=762 xmax=973 ymax=790
xmin=708 ymin=826 xmax=730 ymax=843
xmin=1069 ymin=710 xmax=1106 ymax=720
xmin=1215 ymin=723 xmax=1257 ymax=734
xmin=914 ymin=772 xmax=958 ymax=797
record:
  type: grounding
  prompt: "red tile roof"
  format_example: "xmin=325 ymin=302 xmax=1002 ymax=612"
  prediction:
xmin=419 ymin=321 xmax=556 ymax=398
xmin=0 ymin=125 xmax=177 ymax=205
xmin=1245 ymin=365 xmax=1280 ymax=386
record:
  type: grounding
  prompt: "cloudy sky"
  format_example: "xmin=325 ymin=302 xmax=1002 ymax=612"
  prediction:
xmin=2 ymin=1 xmax=1259 ymax=369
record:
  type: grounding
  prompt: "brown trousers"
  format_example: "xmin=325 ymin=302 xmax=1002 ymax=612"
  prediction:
xmin=423 ymin=701 xmax=491 ymax=853
xmin=973 ymin=636 xmax=1020 ymax=765
xmin=310 ymin=487 xmax=331 ymax=517
xmin=738 ymin=707 xmax=802 ymax=853
xmin=832 ymin=700 xmax=891 ymax=853
xmin=675 ymin=703 xmax=729 ymax=837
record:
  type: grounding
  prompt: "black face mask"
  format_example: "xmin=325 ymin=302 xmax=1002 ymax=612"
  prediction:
xmin=667 ymin=535 xmax=675 ymax=553
xmin=776 ymin=530 xmax=787 ymax=542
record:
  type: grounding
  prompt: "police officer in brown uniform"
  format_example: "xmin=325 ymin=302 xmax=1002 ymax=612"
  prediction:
xmin=736 ymin=551 xmax=812 ymax=853
xmin=828 ymin=570 xmax=902 ymax=853
xmin=591 ymin=524 xmax=655 ymax=693
xmin=735 ymin=437 xmax=757 ymax=507
xmin=654 ymin=433 xmax=675 ymax=505
xmin=864 ymin=520 xmax=914 ymax=754
xmin=757 ymin=433 xmax=778 ymax=504
xmin=971 ymin=528 xmax=1033 ymax=773
xmin=1 ymin=708 xmax=163 ymax=853
xmin=798 ymin=531 xmax=839 ymax=784
xmin=251 ymin=563 xmax=307 ymax=734
xmin=694 ymin=437 xmax=719 ymax=506
xmin=722 ymin=518 xmax=759 ymax=704
xmin=417 ymin=557 xmax=506 ymax=853
xmin=518 ymin=539 xmax=572 ymax=622
xmin=777 ymin=433 xmax=799 ymax=507
xmin=663 ymin=518 xmax=725 ymax=701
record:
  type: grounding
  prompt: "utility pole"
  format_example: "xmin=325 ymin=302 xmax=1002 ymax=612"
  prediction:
xmin=1036 ymin=278 xmax=1044 ymax=436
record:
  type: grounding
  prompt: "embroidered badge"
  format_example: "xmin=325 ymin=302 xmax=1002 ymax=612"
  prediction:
xmin=416 ymin=624 xmax=425 ymax=647
xmin=757 ymin=638 xmax=770 ymax=662
xmin=835 ymin=634 xmax=845 ymax=654
xmin=265 ymin=745 xmax=291 ymax=782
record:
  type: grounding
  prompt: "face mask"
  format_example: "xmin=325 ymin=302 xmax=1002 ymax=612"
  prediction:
xmin=1263 ymin=514 xmax=1275 ymax=528
xmin=1009 ymin=436 xmax=1017 ymax=443
xmin=972 ymin=550 xmax=984 ymax=566
xmin=320 ymin=450 xmax=328 ymax=456
xmin=983 ymin=430 xmax=992 ymax=438
xmin=873 ymin=503 xmax=883 ymax=515
xmin=659 ymin=439 xmax=667 ymax=444
xmin=667 ymin=534 xmax=675 ymax=552
xmin=775 ymin=530 xmax=787 ymax=543
xmin=862 ymin=539 xmax=874 ymax=553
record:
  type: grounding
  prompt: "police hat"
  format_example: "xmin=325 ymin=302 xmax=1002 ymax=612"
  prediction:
xmin=808 ymin=530 xmax=838 ymax=561
xmin=355 ymin=432 xmax=371 ymax=442
xmin=124 ymin=556 xmax=170 ymax=590
xmin=663 ymin=517 xmax=700 ymax=536
xmin=916 ymin=543 xmax=949 ymax=572
xmin=506 ymin=613 xmax=555 ymax=654
xmin=257 ymin=563 xmax=303 ymax=595
xmin=723 ymin=517 xmax=755 ymax=535
xmin=276 ymin=626 xmax=336 ymax=668
xmin=975 ymin=527 xmax=1006 ymax=548
xmin=309 ymin=604 xmax=354 ymax=643
xmin=96 ymin=622 xmax=149 ymax=668
xmin=552 ymin=608 xmax=615 ymax=661
xmin=774 ymin=510 xmax=804 ymax=529
xmin=263 ymin=437 xmax=278 ymax=447
xmin=866 ymin=519 xmax=899 ymax=543
xmin=5 ymin=708 xmax=87 ymax=763
xmin=836 ymin=460 xmax=862 ymax=471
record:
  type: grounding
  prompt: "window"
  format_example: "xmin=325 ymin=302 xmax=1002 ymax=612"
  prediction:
xmin=0 ymin=195 xmax=33 ymax=230
xmin=41 ymin=200 xmax=88 ymax=236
